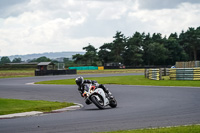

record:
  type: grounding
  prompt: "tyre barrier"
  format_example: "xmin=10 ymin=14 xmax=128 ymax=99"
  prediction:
xmin=145 ymin=69 xmax=160 ymax=80
xmin=169 ymin=68 xmax=200 ymax=80
xmin=175 ymin=61 xmax=200 ymax=68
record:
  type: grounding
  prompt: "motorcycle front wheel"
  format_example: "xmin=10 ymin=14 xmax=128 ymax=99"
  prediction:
xmin=90 ymin=95 xmax=105 ymax=109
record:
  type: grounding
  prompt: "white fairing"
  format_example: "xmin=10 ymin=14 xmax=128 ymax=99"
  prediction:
xmin=93 ymin=88 xmax=109 ymax=106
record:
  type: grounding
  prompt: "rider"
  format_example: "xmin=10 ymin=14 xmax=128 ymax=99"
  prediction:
xmin=75 ymin=76 xmax=113 ymax=101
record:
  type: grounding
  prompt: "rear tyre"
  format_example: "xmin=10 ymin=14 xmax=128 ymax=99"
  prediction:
xmin=90 ymin=95 xmax=104 ymax=109
xmin=109 ymin=98 xmax=117 ymax=108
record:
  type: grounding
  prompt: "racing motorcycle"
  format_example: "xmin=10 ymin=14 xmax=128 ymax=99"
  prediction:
xmin=82 ymin=83 xmax=117 ymax=109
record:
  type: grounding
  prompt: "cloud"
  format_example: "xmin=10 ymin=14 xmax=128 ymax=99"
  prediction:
xmin=128 ymin=2 xmax=200 ymax=36
xmin=0 ymin=0 xmax=200 ymax=56
xmin=0 ymin=0 xmax=30 ymax=18
xmin=96 ymin=2 xmax=127 ymax=20
xmin=138 ymin=0 xmax=200 ymax=10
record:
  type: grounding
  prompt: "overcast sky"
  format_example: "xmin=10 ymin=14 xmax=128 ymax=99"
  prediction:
xmin=0 ymin=0 xmax=200 ymax=56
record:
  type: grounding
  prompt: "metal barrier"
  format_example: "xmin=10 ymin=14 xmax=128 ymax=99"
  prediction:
xmin=169 ymin=68 xmax=200 ymax=80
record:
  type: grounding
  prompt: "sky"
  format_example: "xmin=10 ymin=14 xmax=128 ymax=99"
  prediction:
xmin=0 ymin=0 xmax=200 ymax=56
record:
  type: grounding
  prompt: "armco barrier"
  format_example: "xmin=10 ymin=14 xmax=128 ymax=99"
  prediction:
xmin=169 ymin=68 xmax=200 ymax=80
xmin=69 ymin=66 xmax=98 ymax=70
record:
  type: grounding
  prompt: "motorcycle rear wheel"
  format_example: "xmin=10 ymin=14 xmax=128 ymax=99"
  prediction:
xmin=109 ymin=98 xmax=117 ymax=108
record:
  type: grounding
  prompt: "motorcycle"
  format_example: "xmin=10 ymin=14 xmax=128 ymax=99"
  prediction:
xmin=82 ymin=83 xmax=117 ymax=109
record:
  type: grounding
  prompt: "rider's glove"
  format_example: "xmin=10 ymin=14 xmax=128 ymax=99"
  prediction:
xmin=79 ymin=91 xmax=84 ymax=97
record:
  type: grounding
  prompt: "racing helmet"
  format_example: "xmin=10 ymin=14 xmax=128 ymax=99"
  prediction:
xmin=75 ymin=76 xmax=84 ymax=86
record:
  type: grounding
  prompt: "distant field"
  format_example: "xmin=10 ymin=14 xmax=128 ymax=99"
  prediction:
xmin=0 ymin=70 xmax=34 ymax=78
xmin=0 ymin=69 xmax=144 ymax=78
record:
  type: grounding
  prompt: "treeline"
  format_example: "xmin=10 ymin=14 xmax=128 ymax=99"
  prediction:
xmin=1 ymin=26 xmax=199 ymax=67
xmin=73 ymin=26 xmax=200 ymax=66
xmin=0 ymin=56 xmax=74 ymax=67
xmin=0 ymin=57 xmax=21 ymax=65
xmin=0 ymin=56 xmax=51 ymax=65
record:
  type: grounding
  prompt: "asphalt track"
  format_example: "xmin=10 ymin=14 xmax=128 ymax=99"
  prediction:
xmin=0 ymin=73 xmax=200 ymax=133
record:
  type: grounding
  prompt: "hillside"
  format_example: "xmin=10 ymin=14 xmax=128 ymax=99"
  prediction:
xmin=4 ymin=51 xmax=85 ymax=61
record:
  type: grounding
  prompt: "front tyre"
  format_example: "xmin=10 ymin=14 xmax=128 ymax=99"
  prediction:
xmin=90 ymin=95 xmax=104 ymax=109
xmin=109 ymin=98 xmax=117 ymax=108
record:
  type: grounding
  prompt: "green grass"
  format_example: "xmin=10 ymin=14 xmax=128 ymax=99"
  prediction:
xmin=78 ymin=69 xmax=144 ymax=75
xmin=0 ymin=98 xmax=75 ymax=115
xmin=35 ymin=75 xmax=200 ymax=87
xmin=100 ymin=125 xmax=200 ymax=133
xmin=0 ymin=69 xmax=144 ymax=79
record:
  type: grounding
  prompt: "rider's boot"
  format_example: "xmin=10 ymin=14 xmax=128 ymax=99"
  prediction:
xmin=107 ymin=92 xmax=114 ymax=100
xmin=99 ymin=84 xmax=114 ymax=99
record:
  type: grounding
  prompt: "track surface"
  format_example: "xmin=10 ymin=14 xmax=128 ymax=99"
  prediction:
xmin=0 ymin=73 xmax=200 ymax=133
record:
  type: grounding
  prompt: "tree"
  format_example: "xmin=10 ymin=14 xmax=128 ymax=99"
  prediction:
xmin=12 ymin=58 xmax=22 ymax=63
xmin=179 ymin=30 xmax=191 ymax=60
xmin=75 ymin=26 xmax=200 ymax=67
xmin=169 ymin=32 xmax=178 ymax=39
xmin=123 ymin=32 xmax=144 ymax=66
xmin=146 ymin=43 xmax=168 ymax=65
xmin=83 ymin=44 xmax=99 ymax=65
xmin=83 ymin=44 xmax=97 ymax=52
xmin=164 ymin=35 xmax=188 ymax=65
xmin=63 ymin=58 xmax=74 ymax=67
xmin=142 ymin=33 xmax=153 ymax=65
xmin=152 ymin=33 xmax=164 ymax=44
xmin=30 ymin=56 xmax=51 ymax=62
xmin=72 ymin=54 xmax=84 ymax=65
xmin=0 ymin=56 xmax=11 ymax=65
xmin=111 ymin=31 xmax=126 ymax=62
xmin=185 ymin=28 xmax=198 ymax=60
xmin=98 ymin=43 xmax=113 ymax=65
xmin=179 ymin=27 xmax=200 ymax=60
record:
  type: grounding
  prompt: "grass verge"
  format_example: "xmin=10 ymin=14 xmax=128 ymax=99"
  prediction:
xmin=0 ymin=98 xmax=75 ymax=115
xmin=100 ymin=125 xmax=200 ymax=133
xmin=77 ymin=69 xmax=144 ymax=75
xmin=0 ymin=69 xmax=144 ymax=79
xmin=35 ymin=75 xmax=200 ymax=87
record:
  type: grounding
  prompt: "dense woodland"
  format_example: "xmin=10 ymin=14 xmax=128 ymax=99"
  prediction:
xmin=73 ymin=26 xmax=200 ymax=66
xmin=1 ymin=26 xmax=200 ymax=67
